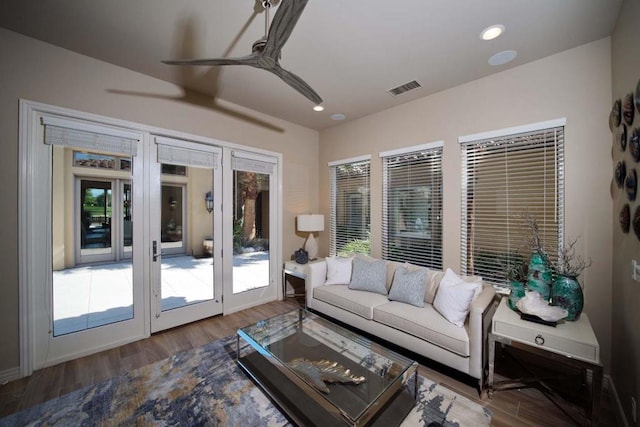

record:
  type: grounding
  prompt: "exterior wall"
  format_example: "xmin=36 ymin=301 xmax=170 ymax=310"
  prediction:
xmin=0 ymin=28 xmax=319 ymax=374
xmin=319 ymin=38 xmax=613 ymax=372
xmin=611 ymin=0 xmax=640 ymax=423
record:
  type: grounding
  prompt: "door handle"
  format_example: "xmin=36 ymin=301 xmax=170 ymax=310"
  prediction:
xmin=152 ymin=240 xmax=161 ymax=262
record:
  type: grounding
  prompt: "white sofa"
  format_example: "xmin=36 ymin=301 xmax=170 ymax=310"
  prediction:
xmin=306 ymin=256 xmax=497 ymax=389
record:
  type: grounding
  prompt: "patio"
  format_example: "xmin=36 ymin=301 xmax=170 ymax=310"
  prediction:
xmin=53 ymin=252 xmax=270 ymax=336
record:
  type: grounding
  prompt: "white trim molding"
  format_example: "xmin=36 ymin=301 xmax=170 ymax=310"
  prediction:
xmin=379 ymin=140 xmax=444 ymax=158
xmin=328 ymin=154 xmax=371 ymax=167
xmin=458 ymin=118 xmax=567 ymax=144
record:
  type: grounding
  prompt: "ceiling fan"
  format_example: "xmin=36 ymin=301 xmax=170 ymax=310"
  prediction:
xmin=163 ymin=0 xmax=323 ymax=106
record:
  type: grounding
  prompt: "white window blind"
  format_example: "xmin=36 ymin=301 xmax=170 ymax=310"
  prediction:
xmin=155 ymin=136 xmax=220 ymax=169
xmin=231 ymin=151 xmax=276 ymax=175
xmin=43 ymin=117 xmax=139 ymax=156
xmin=381 ymin=143 xmax=443 ymax=269
xmin=460 ymin=125 xmax=564 ymax=284
xmin=329 ymin=157 xmax=371 ymax=256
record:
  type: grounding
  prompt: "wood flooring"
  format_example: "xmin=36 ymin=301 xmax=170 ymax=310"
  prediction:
xmin=0 ymin=298 xmax=620 ymax=426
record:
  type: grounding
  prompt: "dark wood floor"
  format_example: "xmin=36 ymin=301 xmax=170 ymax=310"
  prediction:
xmin=0 ymin=298 xmax=620 ymax=426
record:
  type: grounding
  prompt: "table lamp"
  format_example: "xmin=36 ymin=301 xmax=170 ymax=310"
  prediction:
xmin=297 ymin=214 xmax=324 ymax=260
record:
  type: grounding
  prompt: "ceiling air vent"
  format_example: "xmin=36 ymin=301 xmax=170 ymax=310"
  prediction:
xmin=387 ymin=80 xmax=422 ymax=97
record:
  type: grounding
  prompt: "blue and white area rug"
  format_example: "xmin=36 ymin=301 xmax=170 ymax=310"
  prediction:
xmin=0 ymin=336 xmax=491 ymax=427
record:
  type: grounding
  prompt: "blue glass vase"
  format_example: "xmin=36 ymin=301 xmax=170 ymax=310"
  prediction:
xmin=550 ymin=274 xmax=583 ymax=321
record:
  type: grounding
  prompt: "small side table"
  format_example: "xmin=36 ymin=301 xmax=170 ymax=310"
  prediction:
xmin=282 ymin=259 xmax=324 ymax=305
xmin=283 ymin=260 xmax=308 ymax=299
xmin=487 ymin=298 xmax=603 ymax=424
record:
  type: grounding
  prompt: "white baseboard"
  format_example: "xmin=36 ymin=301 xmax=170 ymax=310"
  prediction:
xmin=0 ymin=366 xmax=21 ymax=386
xmin=606 ymin=374 xmax=630 ymax=427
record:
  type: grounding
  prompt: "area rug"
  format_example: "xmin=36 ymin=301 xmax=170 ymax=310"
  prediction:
xmin=0 ymin=335 xmax=491 ymax=427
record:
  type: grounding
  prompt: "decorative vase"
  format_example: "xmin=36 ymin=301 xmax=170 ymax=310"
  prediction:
xmin=527 ymin=252 xmax=553 ymax=301
xmin=551 ymin=274 xmax=584 ymax=321
xmin=508 ymin=280 xmax=526 ymax=311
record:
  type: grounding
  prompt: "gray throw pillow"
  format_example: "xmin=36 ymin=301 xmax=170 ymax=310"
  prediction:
xmin=388 ymin=266 xmax=428 ymax=307
xmin=348 ymin=258 xmax=388 ymax=295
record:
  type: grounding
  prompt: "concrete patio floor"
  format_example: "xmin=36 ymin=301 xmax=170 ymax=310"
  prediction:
xmin=53 ymin=252 xmax=270 ymax=336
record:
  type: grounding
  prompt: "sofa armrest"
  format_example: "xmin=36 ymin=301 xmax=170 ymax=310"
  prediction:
xmin=468 ymin=284 xmax=497 ymax=383
xmin=306 ymin=260 xmax=327 ymax=304
xmin=307 ymin=260 xmax=327 ymax=288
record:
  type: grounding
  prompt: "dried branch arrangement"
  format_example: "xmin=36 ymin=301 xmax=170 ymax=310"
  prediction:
xmin=525 ymin=214 xmax=592 ymax=278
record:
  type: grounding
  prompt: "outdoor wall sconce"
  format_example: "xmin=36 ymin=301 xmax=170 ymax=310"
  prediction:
xmin=205 ymin=191 xmax=213 ymax=213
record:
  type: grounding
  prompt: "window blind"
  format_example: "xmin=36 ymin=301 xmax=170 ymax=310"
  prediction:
xmin=329 ymin=157 xmax=371 ymax=256
xmin=460 ymin=125 xmax=564 ymax=284
xmin=231 ymin=151 xmax=276 ymax=175
xmin=155 ymin=136 xmax=220 ymax=169
xmin=43 ymin=117 xmax=139 ymax=157
xmin=381 ymin=143 xmax=443 ymax=269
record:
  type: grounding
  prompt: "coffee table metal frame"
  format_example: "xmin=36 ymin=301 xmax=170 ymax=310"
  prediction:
xmin=237 ymin=309 xmax=418 ymax=426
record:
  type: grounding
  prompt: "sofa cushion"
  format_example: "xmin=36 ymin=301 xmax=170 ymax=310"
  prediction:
xmin=324 ymin=256 xmax=353 ymax=285
xmin=373 ymin=302 xmax=470 ymax=357
xmin=348 ymin=257 xmax=388 ymax=295
xmin=388 ymin=266 xmax=428 ymax=307
xmin=400 ymin=264 xmax=444 ymax=304
xmin=433 ymin=268 xmax=483 ymax=327
xmin=356 ymin=254 xmax=399 ymax=291
xmin=314 ymin=284 xmax=389 ymax=319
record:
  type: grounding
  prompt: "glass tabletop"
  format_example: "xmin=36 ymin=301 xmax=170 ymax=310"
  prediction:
xmin=237 ymin=309 xmax=417 ymax=424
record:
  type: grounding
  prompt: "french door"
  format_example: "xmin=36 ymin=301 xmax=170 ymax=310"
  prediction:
xmin=149 ymin=136 xmax=223 ymax=332
xmin=20 ymin=102 xmax=279 ymax=375
xmin=222 ymin=149 xmax=279 ymax=313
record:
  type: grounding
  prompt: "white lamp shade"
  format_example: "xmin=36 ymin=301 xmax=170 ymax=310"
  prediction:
xmin=297 ymin=214 xmax=325 ymax=232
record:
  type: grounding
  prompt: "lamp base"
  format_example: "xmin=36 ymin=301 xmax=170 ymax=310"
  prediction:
xmin=304 ymin=233 xmax=319 ymax=260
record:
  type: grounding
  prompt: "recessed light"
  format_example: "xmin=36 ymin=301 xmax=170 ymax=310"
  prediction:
xmin=488 ymin=50 xmax=517 ymax=66
xmin=480 ymin=24 xmax=505 ymax=41
xmin=331 ymin=113 xmax=346 ymax=121
xmin=313 ymin=105 xmax=324 ymax=112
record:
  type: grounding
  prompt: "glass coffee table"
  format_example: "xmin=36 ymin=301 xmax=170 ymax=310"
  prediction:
xmin=237 ymin=309 xmax=418 ymax=426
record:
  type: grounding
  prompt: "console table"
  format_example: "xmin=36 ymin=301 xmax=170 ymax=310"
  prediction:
xmin=488 ymin=298 xmax=603 ymax=424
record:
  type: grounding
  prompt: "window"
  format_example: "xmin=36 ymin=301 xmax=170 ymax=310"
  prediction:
xmin=329 ymin=156 xmax=371 ymax=256
xmin=381 ymin=142 xmax=443 ymax=269
xmin=460 ymin=119 xmax=565 ymax=285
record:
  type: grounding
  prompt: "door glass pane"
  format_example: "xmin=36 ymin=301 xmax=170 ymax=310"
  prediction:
xmin=122 ymin=183 xmax=132 ymax=256
xmin=232 ymin=170 xmax=270 ymax=294
xmin=80 ymin=180 xmax=112 ymax=255
xmin=160 ymin=167 xmax=215 ymax=311
xmin=52 ymin=147 xmax=134 ymax=336
xmin=161 ymin=185 xmax=184 ymax=253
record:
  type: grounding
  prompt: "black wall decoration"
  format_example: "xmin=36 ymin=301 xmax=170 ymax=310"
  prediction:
xmin=613 ymin=79 xmax=640 ymax=238
xmin=621 ymin=203 xmax=630 ymax=233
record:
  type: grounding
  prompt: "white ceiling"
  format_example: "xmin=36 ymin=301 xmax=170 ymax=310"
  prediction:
xmin=0 ymin=0 xmax=622 ymax=130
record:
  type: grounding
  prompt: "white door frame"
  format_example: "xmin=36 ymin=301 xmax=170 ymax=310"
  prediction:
xmin=19 ymin=102 xmax=148 ymax=375
xmin=221 ymin=148 xmax=282 ymax=314
xmin=149 ymin=136 xmax=223 ymax=333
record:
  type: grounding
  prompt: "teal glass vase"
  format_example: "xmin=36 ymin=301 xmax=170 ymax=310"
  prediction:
xmin=508 ymin=281 xmax=526 ymax=311
xmin=527 ymin=252 xmax=552 ymax=301
xmin=550 ymin=274 xmax=583 ymax=321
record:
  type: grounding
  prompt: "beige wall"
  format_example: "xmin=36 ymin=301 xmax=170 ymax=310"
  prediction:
xmin=0 ymin=28 xmax=319 ymax=373
xmin=319 ymin=38 xmax=613 ymax=371
xmin=611 ymin=0 xmax=640 ymax=423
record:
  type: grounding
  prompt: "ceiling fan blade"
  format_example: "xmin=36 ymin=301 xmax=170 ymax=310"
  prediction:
xmin=262 ymin=0 xmax=309 ymax=60
xmin=270 ymin=64 xmax=322 ymax=104
xmin=162 ymin=53 xmax=259 ymax=67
